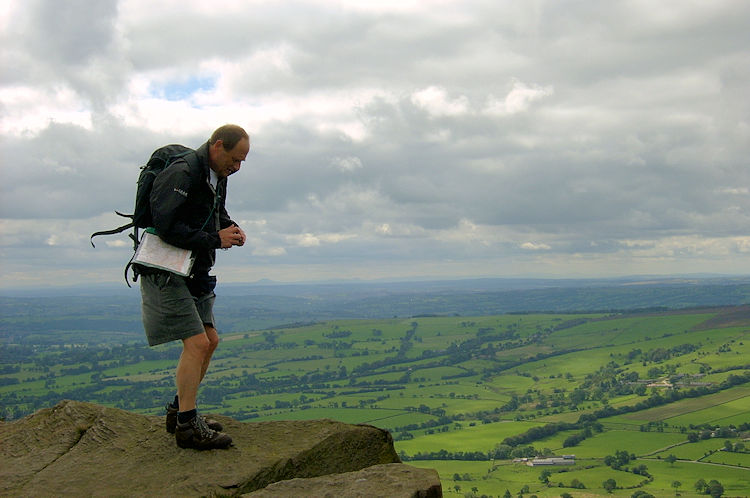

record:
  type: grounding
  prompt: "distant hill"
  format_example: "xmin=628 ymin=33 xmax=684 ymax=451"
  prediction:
xmin=3 ymin=275 xmax=750 ymax=344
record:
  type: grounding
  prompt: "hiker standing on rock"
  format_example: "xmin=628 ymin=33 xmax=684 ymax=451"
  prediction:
xmin=135 ymin=124 xmax=249 ymax=450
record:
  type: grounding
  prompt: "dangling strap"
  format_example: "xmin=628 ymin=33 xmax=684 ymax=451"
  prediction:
xmin=90 ymin=220 xmax=134 ymax=248
xmin=90 ymin=211 xmax=134 ymax=248
xmin=199 ymin=193 xmax=222 ymax=231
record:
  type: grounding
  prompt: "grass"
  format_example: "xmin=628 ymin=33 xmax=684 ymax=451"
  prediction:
xmin=666 ymin=391 xmax=750 ymax=427
xmin=539 ymin=429 xmax=687 ymax=458
xmin=702 ymin=450 xmax=750 ymax=467
xmin=620 ymin=386 xmax=750 ymax=425
xmin=644 ymin=459 xmax=750 ymax=497
xmin=251 ymin=406 xmax=402 ymax=424
xmin=395 ymin=420 xmax=545 ymax=454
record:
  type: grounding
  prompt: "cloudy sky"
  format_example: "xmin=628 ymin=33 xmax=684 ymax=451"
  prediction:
xmin=1 ymin=0 xmax=749 ymax=290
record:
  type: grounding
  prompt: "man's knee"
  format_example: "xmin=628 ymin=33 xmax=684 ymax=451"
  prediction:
xmin=204 ymin=325 xmax=219 ymax=351
xmin=183 ymin=333 xmax=211 ymax=358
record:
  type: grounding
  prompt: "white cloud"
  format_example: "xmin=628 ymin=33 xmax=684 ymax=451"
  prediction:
xmin=521 ymin=242 xmax=551 ymax=251
xmin=411 ymin=86 xmax=470 ymax=116
xmin=330 ymin=156 xmax=363 ymax=172
xmin=291 ymin=233 xmax=321 ymax=247
xmin=717 ymin=187 xmax=749 ymax=196
xmin=287 ymin=232 xmax=356 ymax=248
xmin=0 ymin=85 xmax=92 ymax=135
xmin=334 ymin=0 xmax=457 ymax=15
xmin=252 ymin=246 xmax=287 ymax=257
xmin=375 ymin=223 xmax=391 ymax=235
xmin=485 ymin=80 xmax=553 ymax=115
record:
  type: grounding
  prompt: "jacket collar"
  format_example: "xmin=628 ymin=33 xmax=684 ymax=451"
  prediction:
xmin=195 ymin=142 xmax=211 ymax=177
xmin=195 ymin=141 xmax=227 ymax=189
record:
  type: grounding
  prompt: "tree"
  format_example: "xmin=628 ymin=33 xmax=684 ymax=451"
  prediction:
xmin=665 ymin=453 xmax=677 ymax=466
xmin=672 ymin=480 xmax=682 ymax=495
xmin=695 ymin=479 xmax=708 ymax=493
xmin=707 ymin=480 xmax=724 ymax=498
xmin=632 ymin=463 xmax=650 ymax=477
xmin=604 ymin=449 xmax=635 ymax=469
xmin=539 ymin=469 xmax=551 ymax=484
xmin=603 ymin=478 xmax=617 ymax=493
xmin=492 ymin=443 xmax=513 ymax=459
xmin=503 ymin=490 xmax=512 ymax=498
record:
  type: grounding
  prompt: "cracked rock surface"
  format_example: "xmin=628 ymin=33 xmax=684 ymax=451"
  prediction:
xmin=243 ymin=462 xmax=442 ymax=498
xmin=0 ymin=400 xmax=442 ymax=497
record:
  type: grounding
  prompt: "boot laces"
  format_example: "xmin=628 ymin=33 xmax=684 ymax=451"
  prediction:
xmin=192 ymin=413 xmax=216 ymax=439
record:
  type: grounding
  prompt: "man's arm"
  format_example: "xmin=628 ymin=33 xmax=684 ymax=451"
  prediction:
xmin=217 ymin=179 xmax=245 ymax=246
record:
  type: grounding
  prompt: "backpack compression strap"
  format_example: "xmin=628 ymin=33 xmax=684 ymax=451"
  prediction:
xmin=89 ymin=211 xmax=134 ymax=248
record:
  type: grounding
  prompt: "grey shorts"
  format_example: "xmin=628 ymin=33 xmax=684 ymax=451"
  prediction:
xmin=140 ymin=272 xmax=216 ymax=346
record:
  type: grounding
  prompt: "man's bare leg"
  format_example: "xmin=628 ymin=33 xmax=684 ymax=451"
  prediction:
xmin=169 ymin=326 xmax=218 ymax=424
xmin=176 ymin=332 xmax=210 ymax=412
xmin=173 ymin=329 xmax=231 ymax=449
xmin=172 ymin=327 xmax=230 ymax=449
xmin=200 ymin=324 xmax=220 ymax=382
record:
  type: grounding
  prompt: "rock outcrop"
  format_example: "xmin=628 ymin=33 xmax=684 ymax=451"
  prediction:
xmin=0 ymin=400 xmax=442 ymax=497
xmin=243 ymin=463 xmax=442 ymax=497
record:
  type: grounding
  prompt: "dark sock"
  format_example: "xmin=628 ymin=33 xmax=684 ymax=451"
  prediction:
xmin=177 ymin=409 xmax=197 ymax=424
xmin=170 ymin=395 xmax=179 ymax=409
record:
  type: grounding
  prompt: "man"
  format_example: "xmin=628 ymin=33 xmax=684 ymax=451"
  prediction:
xmin=136 ymin=124 xmax=249 ymax=450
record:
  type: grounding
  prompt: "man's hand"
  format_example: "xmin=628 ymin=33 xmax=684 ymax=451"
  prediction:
xmin=218 ymin=225 xmax=245 ymax=249
xmin=235 ymin=225 xmax=246 ymax=246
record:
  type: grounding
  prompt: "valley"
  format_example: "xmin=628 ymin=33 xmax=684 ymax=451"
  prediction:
xmin=2 ymin=303 xmax=749 ymax=496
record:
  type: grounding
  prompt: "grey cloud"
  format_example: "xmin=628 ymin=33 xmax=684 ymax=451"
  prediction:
xmin=27 ymin=0 xmax=118 ymax=67
xmin=2 ymin=1 xmax=750 ymax=286
xmin=0 ymin=0 xmax=131 ymax=125
xmin=236 ymin=62 xmax=748 ymax=247
xmin=0 ymin=121 xmax=201 ymax=219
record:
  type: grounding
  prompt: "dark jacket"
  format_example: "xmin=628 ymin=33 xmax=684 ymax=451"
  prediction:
xmin=147 ymin=142 xmax=235 ymax=283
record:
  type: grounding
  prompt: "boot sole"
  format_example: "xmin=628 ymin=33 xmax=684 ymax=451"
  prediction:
xmin=175 ymin=431 xmax=233 ymax=450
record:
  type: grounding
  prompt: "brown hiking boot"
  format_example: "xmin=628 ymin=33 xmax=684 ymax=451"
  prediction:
xmin=175 ymin=414 xmax=232 ymax=450
xmin=165 ymin=403 xmax=223 ymax=434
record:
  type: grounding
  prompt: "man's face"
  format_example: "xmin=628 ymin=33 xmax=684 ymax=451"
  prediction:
xmin=210 ymin=138 xmax=250 ymax=178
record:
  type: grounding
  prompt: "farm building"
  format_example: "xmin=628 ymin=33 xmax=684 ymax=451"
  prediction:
xmin=646 ymin=380 xmax=672 ymax=388
xmin=527 ymin=456 xmax=575 ymax=466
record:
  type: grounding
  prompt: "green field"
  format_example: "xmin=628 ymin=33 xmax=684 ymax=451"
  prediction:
xmin=396 ymin=420 xmax=544 ymax=454
xmin=408 ymin=457 xmax=750 ymax=497
xmin=3 ymin=307 xmax=750 ymax=496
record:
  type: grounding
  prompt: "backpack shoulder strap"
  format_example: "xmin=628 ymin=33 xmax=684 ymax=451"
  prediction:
xmin=178 ymin=149 xmax=201 ymax=172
